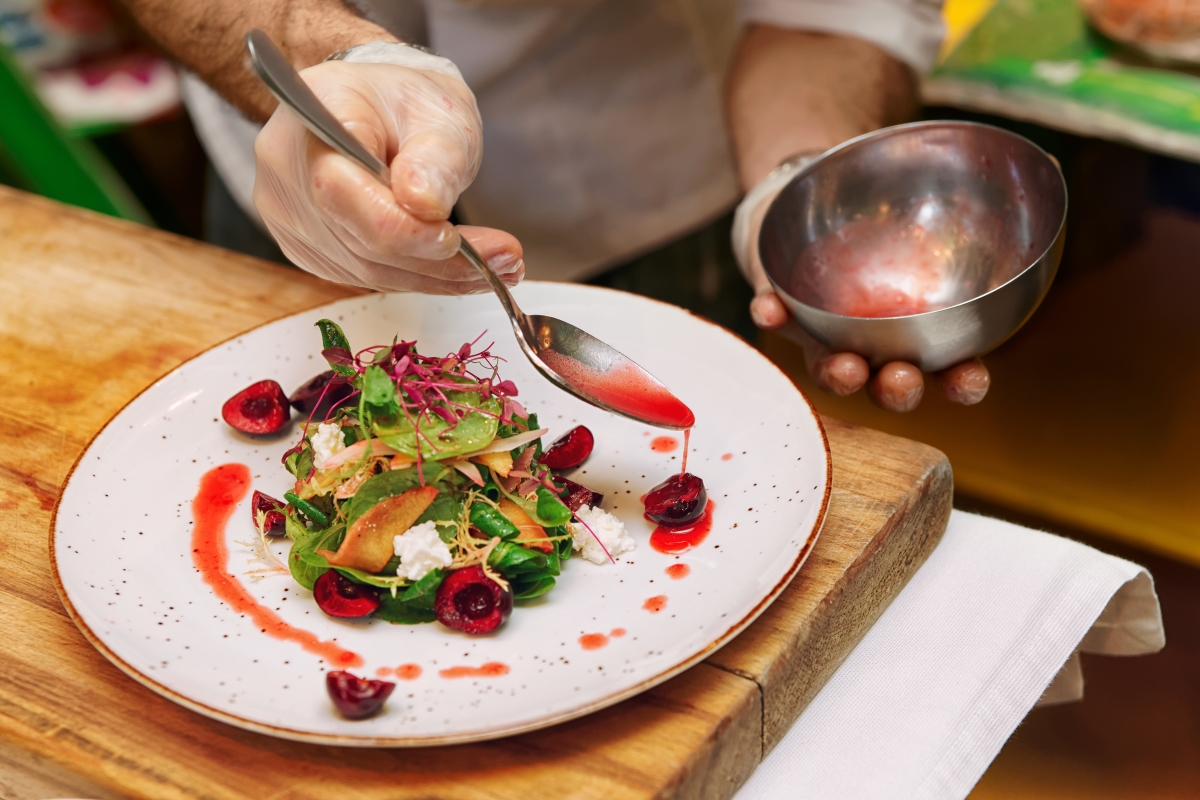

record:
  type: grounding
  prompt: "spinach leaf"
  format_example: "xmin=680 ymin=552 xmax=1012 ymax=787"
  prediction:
xmin=375 ymin=594 xmax=437 ymax=625
xmin=315 ymin=319 xmax=357 ymax=378
xmin=535 ymin=486 xmax=572 ymax=528
xmin=511 ymin=574 xmax=556 ymax=600
xmin=373 ymin=390 xmax=501 ymax=461
xmin=284 ymin=445 xmax=314 ymax=482
xmin=286 ymin=519 xmax=342 ymax=591
xmin=373 ymin=569 xmax=445 ymax=624
xmin=399 ymin=568 xmax=444 ymax=609
xmin=343 ymin=464 xmax=447 ymax=529
xmin=488 ymin=541 xmax=547 ymax=575
xmin=416 ymin=492 xmax=463 ymax=538
xmin=362 ymin=365 xmax=399 ymax=411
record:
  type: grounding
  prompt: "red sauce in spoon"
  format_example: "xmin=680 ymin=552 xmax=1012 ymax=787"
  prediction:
xmin=191 ymin=464 xmax=362 ymax=669
xmin=538 ymin=352 xmax=694 ymax=429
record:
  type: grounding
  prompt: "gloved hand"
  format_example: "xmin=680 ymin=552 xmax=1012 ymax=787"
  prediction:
xmin=731 ymin=156 xmax=991 ymax=412
xmin=253 ymin=44 xmax=523 ymax=293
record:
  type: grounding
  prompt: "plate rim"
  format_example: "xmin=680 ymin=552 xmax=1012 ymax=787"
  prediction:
xmin=49 ymin=283 xmax=832 ymax=747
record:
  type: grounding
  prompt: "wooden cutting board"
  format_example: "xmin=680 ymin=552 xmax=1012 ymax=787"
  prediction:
xmin=0 ymin=187 xmax=951 ymax=800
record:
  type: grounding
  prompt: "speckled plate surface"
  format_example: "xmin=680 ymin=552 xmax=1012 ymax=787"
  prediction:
xmin=51 ymin=283 xmax=830 ymax=746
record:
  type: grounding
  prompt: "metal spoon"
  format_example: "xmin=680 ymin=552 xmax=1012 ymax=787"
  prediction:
xmin=245 ymin=29 xmax=693 ymax=429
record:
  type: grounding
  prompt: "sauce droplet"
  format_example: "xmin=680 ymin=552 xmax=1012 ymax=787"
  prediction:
xmin=396 ymin=663 xmax=422 ymax=680
xmin=721 ymin=453 xmax=733 ymax=461
xmin=666 ymin=563 xmax=691 ymax=579
xmin=439 ymin=662 xmax=510 ymax=679
xmin=650 ymin=436 xmax=678 ymax=453
xmin=579 ymin=633 xmax=609 ymax=650
xmin=644 ymin=595 xmax=667 ymax=613
xmin=375 ymin=667 xmax=393 ymax=678
xmin=649 ymin=500 xmax=716 ymax=555
xmin=610 ymin=628 xmax=626 ymax=637
xmin=191 ymin=464 xmax=362 ymax=668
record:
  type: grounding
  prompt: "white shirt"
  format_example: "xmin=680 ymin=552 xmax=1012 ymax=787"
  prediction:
xmin=184 ymin=0 xmax=944 ymax=281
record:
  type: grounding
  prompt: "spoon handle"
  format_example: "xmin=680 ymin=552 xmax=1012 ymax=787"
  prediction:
xmin=245 ymin=29 xmax=526 ymax=329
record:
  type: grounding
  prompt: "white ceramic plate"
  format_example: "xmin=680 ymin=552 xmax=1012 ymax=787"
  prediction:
xmin=52 ymin=283 xmax=830 ymax=746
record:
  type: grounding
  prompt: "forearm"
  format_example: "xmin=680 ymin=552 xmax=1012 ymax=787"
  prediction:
xmin=118 ymin=0 xmax=397 ymax=121
xmin=725 ymin=25 xmax=919 ymax=189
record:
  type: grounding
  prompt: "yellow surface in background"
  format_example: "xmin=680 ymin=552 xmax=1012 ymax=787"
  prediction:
xmin=941 ymin=0 xmax=1002 ymax=60
xmin=760 ymin=209 xmax=1200 ymax=566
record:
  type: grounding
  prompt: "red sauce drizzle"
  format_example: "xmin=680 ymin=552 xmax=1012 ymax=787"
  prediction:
xmin=610 ymin=628 xmax=626 ymax=637
xmin=649 ymin=500 xmax=716 ymax=555
xmin=721 ymin=453 xmax=733 ymax=461
xmin=538 ymin=352 xmax=695 ymax=429
xmin=579 ymin=633 xmax=609 ymax=650
xmin=681 ymin=429 xmax=690 ymax=474
xmin=396 ymin=663 xmax=422 ymax=680
xmin=375 ymin=666 xmax=393 ymax=678
xmin=644 ymin=595 xmax=667 ymax=613
xmin=439 ymin=662 xmax=510 ymax=679
xmin=650 ymin=436 xmax=678 ymax=453
xmin=666 ymin=563 xmax=691 ymax=579
xmin=191 ymin=464 xmax=362 ymax=669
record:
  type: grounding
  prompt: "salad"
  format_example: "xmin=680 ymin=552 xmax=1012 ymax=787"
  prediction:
xmin=222 ymin=319 xmax=633 ymax=639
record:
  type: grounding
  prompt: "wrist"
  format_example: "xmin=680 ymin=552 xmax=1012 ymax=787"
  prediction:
xmin=328 ymin=41 xmax=466 ymax=83
xmin=282 ymin=8 xmax=397 ymax=71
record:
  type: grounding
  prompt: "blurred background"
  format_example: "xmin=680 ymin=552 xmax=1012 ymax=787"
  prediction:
xmin=1 ymin=0 xmax=1197 ymax=796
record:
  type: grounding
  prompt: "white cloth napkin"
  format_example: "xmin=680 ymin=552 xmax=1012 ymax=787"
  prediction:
xmin=735 ymin=510 xmax=1165 ymax=800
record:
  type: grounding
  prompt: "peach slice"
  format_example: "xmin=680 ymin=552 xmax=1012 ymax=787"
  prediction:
xmin=318 ymin=485 xmax=439 ymax=572
xmin=471 ymin=450 xmax=513 ymax=478
xmin=497 ymin=498 xmax=552 ymax=553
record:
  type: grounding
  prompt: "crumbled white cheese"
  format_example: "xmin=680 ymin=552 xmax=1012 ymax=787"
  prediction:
xmin=393 ymin=521 xmax=453 ymax=581
xmin=568 ymin=505 xmax=635 ymax=565
xmin=310 ymin=422 xmax=346 ymax=469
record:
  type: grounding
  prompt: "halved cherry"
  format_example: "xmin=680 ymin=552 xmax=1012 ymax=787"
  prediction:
xmin=540 ymin=425 xmax=594 ymax=471
xmin=313 ymin=570 xmax=381 ymax=618
xmin=222 ymin=380 xmax=290 ymax=435
xmin=289 ymin=370 xmax=356 ymax=422
xmin=644 ymin=473 xmax=707 ymax=526
xmin=251 ymin=490 xmax=287 ymax=536
xmin=326 ymin=671 xmax=395 ymax=720
xmin=434 ymin=566 xmax=513 ymax=635
xmin=554 ymin=476 xmax=604 ymax=513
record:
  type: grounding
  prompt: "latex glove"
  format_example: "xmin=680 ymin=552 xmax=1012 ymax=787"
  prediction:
xmin=731 ymin=156 xmax=990 ymax=412
xmin=253 ymin=44 xmax=523 ymax=293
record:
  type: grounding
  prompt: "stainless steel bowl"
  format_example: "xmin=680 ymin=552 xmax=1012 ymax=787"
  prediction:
xmin=760 ymin=121 xmax=1068 ymax=372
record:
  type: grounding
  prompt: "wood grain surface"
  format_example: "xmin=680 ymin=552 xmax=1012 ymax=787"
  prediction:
xmin=0 ymin=187 xmax=952 ymax=800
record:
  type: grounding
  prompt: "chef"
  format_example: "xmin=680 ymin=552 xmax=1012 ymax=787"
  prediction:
xmin=120 ymin=0 xmax=987 ymax=412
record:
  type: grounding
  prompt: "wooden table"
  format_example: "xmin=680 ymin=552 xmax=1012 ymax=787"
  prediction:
xmin=0 ymin=187 xmax=951 ymax=800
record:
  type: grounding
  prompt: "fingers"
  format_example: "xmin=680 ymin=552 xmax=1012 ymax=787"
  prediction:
xmin=390 ymin=128 xmax=471 ymax=221
xmin=938 ymin=359 xmax=990 ymax=405
xmin=813 ymin=353 xmax=870 ymax=396
xmin=749 ymin=291 xmax=789 ymax=330
xmin=309 ymin=143 xmax=462 ymax=261
xmin=868 ymin=362 xmax=925 ymax=412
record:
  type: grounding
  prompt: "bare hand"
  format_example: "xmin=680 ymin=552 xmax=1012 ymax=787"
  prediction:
xmin=751 ymin=291 xmax=991 ymax=412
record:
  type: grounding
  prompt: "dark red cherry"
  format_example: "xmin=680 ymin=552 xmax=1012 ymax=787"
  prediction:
xmin=326 ymin=671 xmax=394 ymax=720
xmin=251 ymin=490 xmax=287 ymax=536
xmin=289 ymin=370 xmax=356 ymax=422
xmin=643 ymin=473 xmax=707 ymax=526
xmin=434 ymin=565 xmax=513 ymax=635
xmin=540 ymin=425 xmax=594 ymax=471
xmin=313 ymin=570 xmax=381 ymax=618
xmin=222 ymin=380 xmax=290 ymax=435
xmin=554 ymin=476 xmax=604 ymax=513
